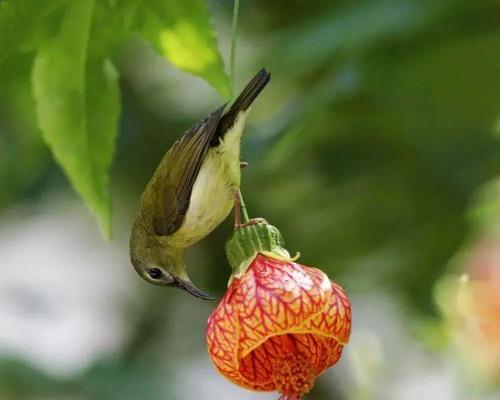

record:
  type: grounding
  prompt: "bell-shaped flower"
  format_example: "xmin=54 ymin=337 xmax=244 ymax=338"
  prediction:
xmin=207 ymin=221 xmax=351 ymax=399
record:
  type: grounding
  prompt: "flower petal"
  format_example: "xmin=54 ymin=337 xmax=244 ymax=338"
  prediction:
xmin=206 ymin=253 xmax=352 ymax=397
xmin=206 ymin=284 xmax=241 ymax=384
xmin=231 ymin=254 xmax=332 ymax=358
xmin=299 ymin=280 xmax=351 ymax=344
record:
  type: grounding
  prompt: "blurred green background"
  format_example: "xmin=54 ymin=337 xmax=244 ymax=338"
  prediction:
xmin=1 ymin=0 xmax=499 ymax=399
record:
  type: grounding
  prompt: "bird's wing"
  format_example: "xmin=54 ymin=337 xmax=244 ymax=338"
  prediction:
xmin=151 ymin=106 xmax=225 ymax=236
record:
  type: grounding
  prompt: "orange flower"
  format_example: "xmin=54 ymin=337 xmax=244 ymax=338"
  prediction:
xmin=207 ymin=252 xmax=351 ymax=399
xmin=437 ymin=238 xmax=500 ymax=383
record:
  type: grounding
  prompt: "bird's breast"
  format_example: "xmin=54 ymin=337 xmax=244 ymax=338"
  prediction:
xmin=170 ymin=152 xmax=238 ymax=247
xmin=166 ymin=111 xmax=249 ymax=248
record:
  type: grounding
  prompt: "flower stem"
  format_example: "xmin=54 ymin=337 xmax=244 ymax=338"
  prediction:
xmin=229 ymin=0 xmax=248 ymax=226
xmin=237 ymin=189 xmax=249 ymax=225
xmin=230 ymin=0 xmax=240 ymax=99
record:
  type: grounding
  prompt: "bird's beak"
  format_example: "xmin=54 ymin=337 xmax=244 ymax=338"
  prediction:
xmin=173 ymin=277 xmax=214 ymax=300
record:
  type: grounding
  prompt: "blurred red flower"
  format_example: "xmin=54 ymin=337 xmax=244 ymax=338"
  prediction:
xmin=207 ymin=253 xmax=351 ymax=399
xmin=437 ymin=238 xmax=500 ymax=384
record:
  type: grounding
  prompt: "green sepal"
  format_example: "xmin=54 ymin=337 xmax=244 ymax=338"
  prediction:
xmin=225 ymin=218 xmax=291 ymax=280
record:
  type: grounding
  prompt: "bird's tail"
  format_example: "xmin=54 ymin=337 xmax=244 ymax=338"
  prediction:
xmin=215 ymin=68 xmax=271 ymax=137
xmin=230 ymin=68 xmax=271 ymax=113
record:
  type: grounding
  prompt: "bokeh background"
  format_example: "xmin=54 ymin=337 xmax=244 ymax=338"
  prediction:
xmin=1 ymin=0 xmax=500 ymax=399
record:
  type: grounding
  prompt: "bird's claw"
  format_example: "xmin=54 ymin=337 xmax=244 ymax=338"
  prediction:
xmin=234 ymin=218 xmax=268 ymax=229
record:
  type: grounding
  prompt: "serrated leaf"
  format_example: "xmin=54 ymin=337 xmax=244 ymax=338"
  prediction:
xmin=136 ymin=0 xmax=230 ymax=99
xmin=32 ymin=0 xmax=120 ymax=237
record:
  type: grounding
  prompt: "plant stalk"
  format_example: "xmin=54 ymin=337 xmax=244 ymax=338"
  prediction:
xmin=230 ymin=0 xmax=240 ymax=99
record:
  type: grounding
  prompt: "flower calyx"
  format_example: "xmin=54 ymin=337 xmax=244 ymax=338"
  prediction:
xmin=225 ymin=218 xmax=297 ymax=281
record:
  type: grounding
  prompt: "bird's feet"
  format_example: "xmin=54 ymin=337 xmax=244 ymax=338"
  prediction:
xmin=233 ymin=191 xmax=242 ymax=228
xmin=233 ymin=163 xmax=249 ymax=227
xmin=232 ymin=189 xmax=264 ymax=229
xmin=233 ymin=188 xmax=265 ymax=229
xmin=240 ymin=217 xmax=267 ymax=227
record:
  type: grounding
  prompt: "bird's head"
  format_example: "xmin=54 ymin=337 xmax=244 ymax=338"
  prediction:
xmin=130 ymin=227 xmax=213 ymax=300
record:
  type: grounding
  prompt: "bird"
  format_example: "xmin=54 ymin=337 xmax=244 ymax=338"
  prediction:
xmin=130 ymin=68 xmax=271 ymax=299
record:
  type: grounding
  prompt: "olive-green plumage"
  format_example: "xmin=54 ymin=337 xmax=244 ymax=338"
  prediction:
xmin=130 ymin=69 xmax=270 ymax=299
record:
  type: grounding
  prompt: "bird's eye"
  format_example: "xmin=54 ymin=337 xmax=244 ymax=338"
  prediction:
xmin=148 ymin=268 xmax=163 ymax=280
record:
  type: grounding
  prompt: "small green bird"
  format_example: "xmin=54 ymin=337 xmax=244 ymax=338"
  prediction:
xmin=130 ymin=69 xmax=270 ymax=299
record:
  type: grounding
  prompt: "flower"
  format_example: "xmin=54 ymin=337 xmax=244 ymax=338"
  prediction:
xmin=437 ymin=237 xmax=500 ymax=385
xmin=206 ymin=221 xmax=351 ymax=400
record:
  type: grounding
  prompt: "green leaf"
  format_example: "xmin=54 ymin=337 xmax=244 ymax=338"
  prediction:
xmin=0 ymin=0 xmax=68 ymax=64
xmin=32 ymin=0 xmax=120 ymax=237
xmin=88 ymin=0 xmax=142 ymax=60
xmin=136 ymin=0 xmax=230 ymax=99
xmin=0 ymin=54 xmax=49 ymax=210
